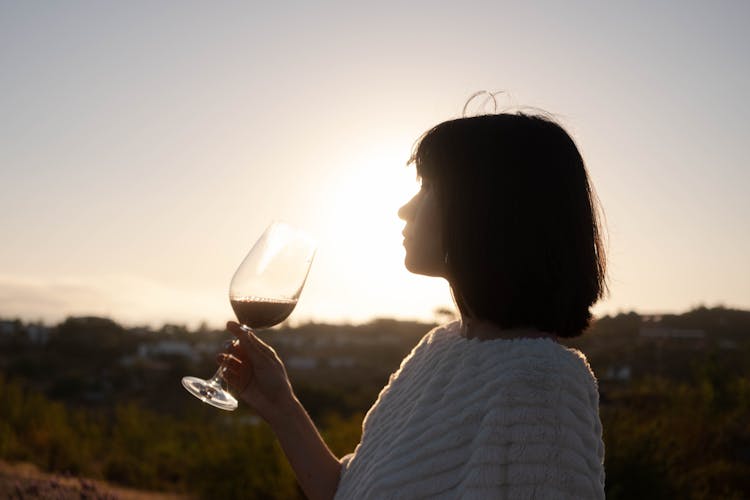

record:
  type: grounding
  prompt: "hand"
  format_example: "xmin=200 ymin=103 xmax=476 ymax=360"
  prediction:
xmin=218 ymin=321 xmax=296 ymax=423
xmin=221 ymin=323 xmax=342 ymax=500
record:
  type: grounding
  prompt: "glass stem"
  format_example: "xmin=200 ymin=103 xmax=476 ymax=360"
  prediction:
xmin=208 ymin=364 xmax=227 ymax=389
xmin=208 ymin=338 xmax=239 ymax=390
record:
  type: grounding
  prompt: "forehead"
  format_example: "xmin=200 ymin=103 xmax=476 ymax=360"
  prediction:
xmin=414 ymin=159 xmax=441 ymax=183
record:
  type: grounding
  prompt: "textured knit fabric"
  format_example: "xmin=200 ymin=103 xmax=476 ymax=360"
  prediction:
xmin=334 ymin=321 xmax=605 ymax=499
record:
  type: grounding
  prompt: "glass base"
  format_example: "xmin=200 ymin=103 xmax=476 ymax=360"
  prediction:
xmin=182 ymin=376 xmax=238 ymax=411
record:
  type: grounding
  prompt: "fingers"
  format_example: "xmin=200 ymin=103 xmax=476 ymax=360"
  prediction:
xmin=216 ymin=352 xmax=243 ymax=365
xmin=227 ymin=321 xmax=250 ymax=338
xmin=227 ymin=321 xmax=258 ymax=349
xmin=226 ymin=321 xmax=274 ymax=357
xmin=226 ymin=320 xmax=247 ymax=332
xmin=217 ymin=352 xmax=250 ymax=393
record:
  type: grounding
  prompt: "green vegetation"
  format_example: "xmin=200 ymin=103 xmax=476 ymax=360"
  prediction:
xmin=1 ymin=306 xmax=749 ymax=498
xmin=0 ymin=376 xmax=307 ymax=498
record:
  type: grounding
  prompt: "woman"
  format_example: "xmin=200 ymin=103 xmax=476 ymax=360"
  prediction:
xmin=220 ymin=112 xmax=608 ymax=499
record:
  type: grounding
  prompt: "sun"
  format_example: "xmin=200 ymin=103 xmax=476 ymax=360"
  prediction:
xmin=325 ymin=142 xmax=417 ymax=261
xmin=296 ymin=140 xmax=442 ymax=322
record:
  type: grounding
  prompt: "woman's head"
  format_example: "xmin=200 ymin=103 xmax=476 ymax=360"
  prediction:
xmin=400 ymin=113 xmax=609 ymax=338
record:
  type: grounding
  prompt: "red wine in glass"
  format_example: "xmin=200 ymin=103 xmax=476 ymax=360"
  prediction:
xmin=230 ymin=297 xmax=297 ymax=329
xmin=181 ymin=222 xmax=316 ymax=411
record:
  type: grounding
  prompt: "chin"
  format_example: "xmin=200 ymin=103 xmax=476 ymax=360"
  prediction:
xmin=404 ymin=257 xmax=444 ymax=278
xmin=403 ymin=257 xmax=421 ymax=274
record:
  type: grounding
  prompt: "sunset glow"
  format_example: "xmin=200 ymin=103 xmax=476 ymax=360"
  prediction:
xmin=1 ymin=2 xmax=748 ymax=328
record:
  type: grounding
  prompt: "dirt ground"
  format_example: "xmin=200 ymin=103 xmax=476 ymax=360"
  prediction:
xmin=0 ymin=460 xmax=191 ymax=500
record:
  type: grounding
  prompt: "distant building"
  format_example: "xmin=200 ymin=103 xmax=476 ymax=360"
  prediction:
xmin=137 ymin=340 xmax=199 ymax=362
xmin=286 ymin=356 xmax=317 ymax=370
xmin=718 ymin=339 xmax=738 ymax=350
xmin=193 ymin=341 xmax=220 ymax=356
xmin=0 ymin=321 xmax=50 ymax=344
xmin=0 ymin=321 xmax=15 ymax=336
xmin=604 ymin=365 xmax=632 ymax=382
xmin=328 ymin=356 xmax=356 ymax=368
xmin=272 ymin=335 xmax=307 ymax=348
xmin=638 ymin=325 xmax=706 ymax=349
xmin=27 ymin=325 xmax=50 ymax=344
xmin=639 ymin=326 xmax=706 ymax=340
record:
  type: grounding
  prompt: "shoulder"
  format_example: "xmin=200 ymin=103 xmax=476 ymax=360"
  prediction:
xmin=422 ymin=319 xmax=463 ymax=343
xmin=466 ymin=334 xmax=598 ymax=385
xmin=493 ymin=340 xmax=599 ymax=406
xmin=462 ymin=342 xmax=604 ymax=497
xmin=398 ymin=320 xmax=463 ymax=366
xmin=453 ymin=338 xmax=601 ymax=439
xmin=380 ymin=321 xmax=461 ymax=387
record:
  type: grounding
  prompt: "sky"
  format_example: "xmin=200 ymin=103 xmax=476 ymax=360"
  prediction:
xmin=1 ymin=1 xmax=749 ymax=328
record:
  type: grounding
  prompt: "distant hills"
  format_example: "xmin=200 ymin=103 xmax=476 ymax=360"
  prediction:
xmin=2 ymin=305 xmax=747 ymax=412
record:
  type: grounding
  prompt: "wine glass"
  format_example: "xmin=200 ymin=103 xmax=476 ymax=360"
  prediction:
xmin=181 ymin=221 xmax=316 ymax=411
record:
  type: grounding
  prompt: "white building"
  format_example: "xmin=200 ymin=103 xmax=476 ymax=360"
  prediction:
xmin=137 ymin=340 xmax=199 ymax=362
xmin=604 ymin=365 xmax=632 ymax=382
xmin=0 ymin=321 xmax=15 ymax=336
xmin=328 ymin=356 xmax=356 ymax=368
xmin=286 ymin=356 xmax=317 ymax=370
xmin=27 ymin=325 xmax=50 ymax=344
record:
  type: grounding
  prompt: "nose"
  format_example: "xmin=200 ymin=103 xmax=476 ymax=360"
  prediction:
xmin=398 ymin=195 xmax=416 ymax=221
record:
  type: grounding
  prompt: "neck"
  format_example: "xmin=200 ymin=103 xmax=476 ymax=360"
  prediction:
xmin=459 ymin=316 xmax=558 ymax=342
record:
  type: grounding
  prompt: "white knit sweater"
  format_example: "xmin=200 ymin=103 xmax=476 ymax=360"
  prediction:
xmin=334 ymin=321 xmax=605 ymax=499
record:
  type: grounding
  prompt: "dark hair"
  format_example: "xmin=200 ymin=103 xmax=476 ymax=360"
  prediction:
xmin=409 ymin=113 xmax=609 ymax=338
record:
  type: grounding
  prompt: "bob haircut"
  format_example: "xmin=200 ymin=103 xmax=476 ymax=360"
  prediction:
xmin=409 ymin=113 xmax=609 ymax=338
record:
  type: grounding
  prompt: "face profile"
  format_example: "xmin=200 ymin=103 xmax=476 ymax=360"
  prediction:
xmin=398 ymin=180 xmax=445 ymax=278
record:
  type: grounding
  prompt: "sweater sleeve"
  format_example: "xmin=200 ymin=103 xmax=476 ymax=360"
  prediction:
xmin=458 ymin=350 xmax=605 ymax=500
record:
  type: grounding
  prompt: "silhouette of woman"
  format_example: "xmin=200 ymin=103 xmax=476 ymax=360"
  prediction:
xmin=219 ymin=110 xmax=608 ymax=499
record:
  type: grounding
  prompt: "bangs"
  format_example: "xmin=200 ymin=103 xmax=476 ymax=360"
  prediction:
xmin=407 ymin=121 xmax=453 ymax=182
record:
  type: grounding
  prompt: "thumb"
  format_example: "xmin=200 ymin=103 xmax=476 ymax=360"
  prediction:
xmin=226 ymin=321 xmax=270 ymax=357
